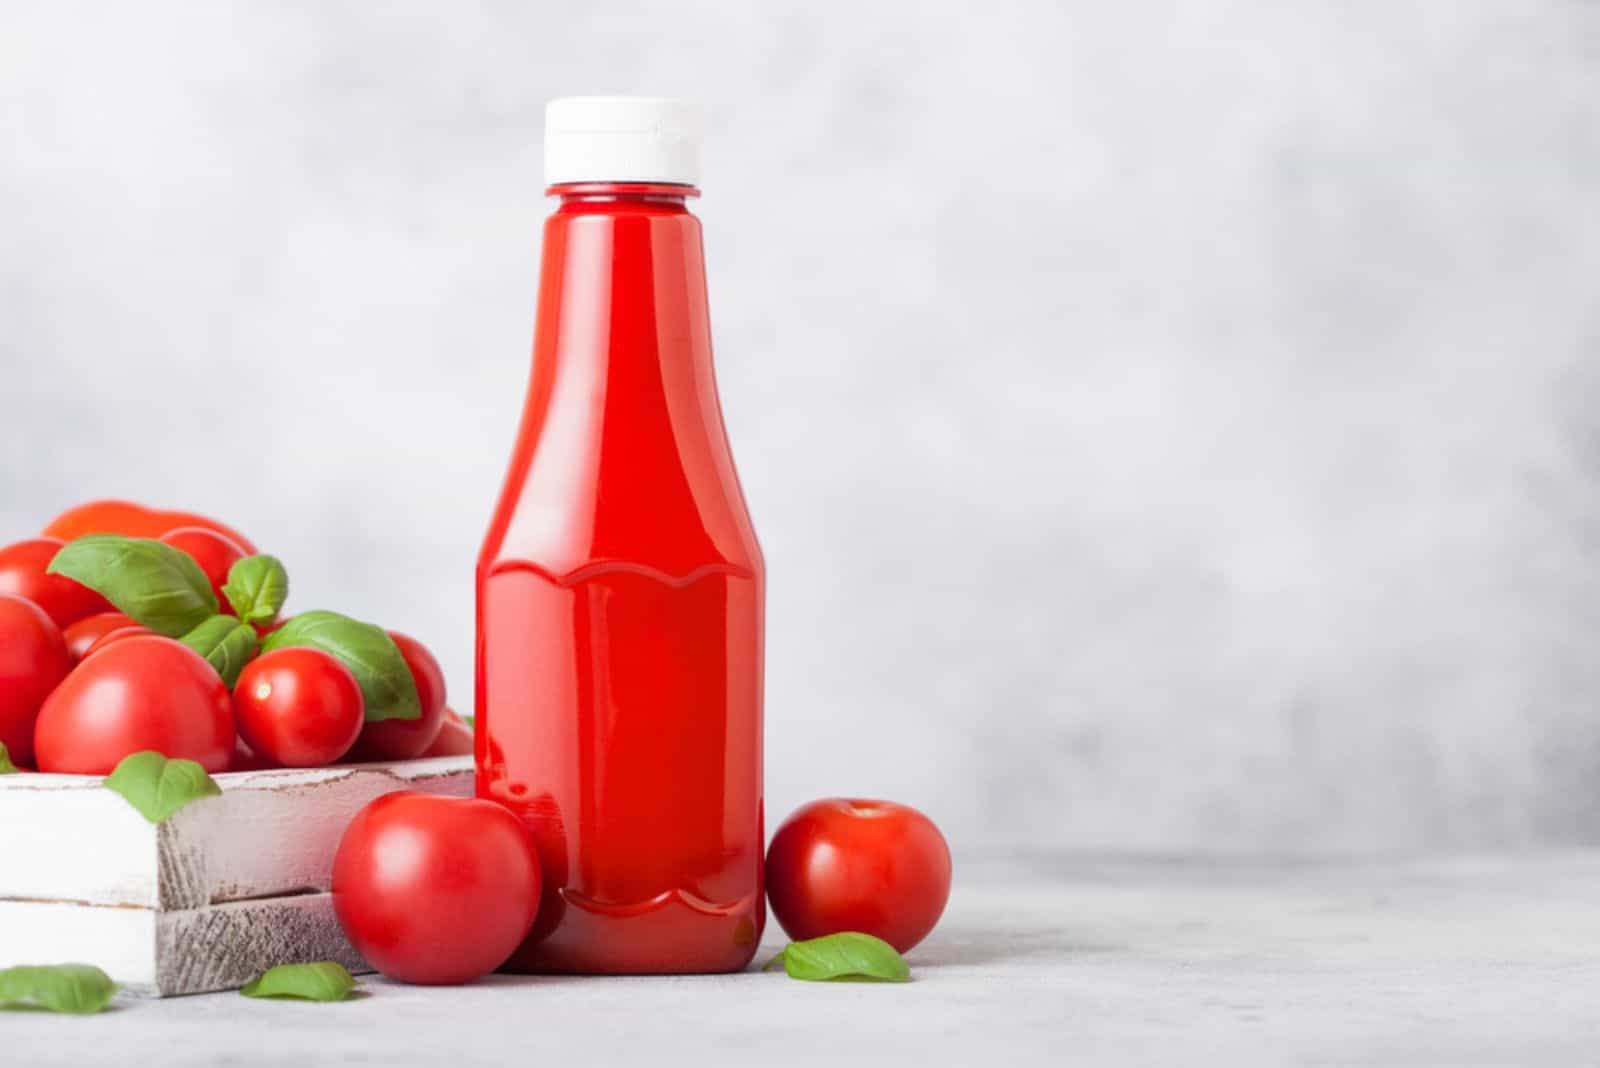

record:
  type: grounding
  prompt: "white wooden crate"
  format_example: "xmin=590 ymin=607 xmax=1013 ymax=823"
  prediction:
xmin=0 ymin=756 xmax=473 ymax=996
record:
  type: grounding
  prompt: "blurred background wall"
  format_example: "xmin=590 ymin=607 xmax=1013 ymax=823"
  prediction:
xmin=2 ymin=1 xmax=1597 ymax=854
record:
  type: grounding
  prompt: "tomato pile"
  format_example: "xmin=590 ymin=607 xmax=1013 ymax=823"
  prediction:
xmin=0 ymin=499 xmax=468 ymax=774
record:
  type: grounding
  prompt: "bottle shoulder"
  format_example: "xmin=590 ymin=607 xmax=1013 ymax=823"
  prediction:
xmin=478 ymin=466 xmax=764 ymax=581
xmin=485 ymin=185 xmax=754 ymax=582
xmin=481 ymin=379 xmax=762 ymax=580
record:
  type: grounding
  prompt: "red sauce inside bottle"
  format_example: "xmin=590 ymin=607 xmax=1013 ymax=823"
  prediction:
xmin=477 ymin=182 xmax=765 ymax=973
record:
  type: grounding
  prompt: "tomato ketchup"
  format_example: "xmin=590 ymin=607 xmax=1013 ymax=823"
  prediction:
xmin=477 ymin=98 xmax=765 ymax=973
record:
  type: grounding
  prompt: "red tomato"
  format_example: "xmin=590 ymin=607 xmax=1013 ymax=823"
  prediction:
xmin=0 ymin=594 xmax=72 ymax=767
xmin=62 ymin=612 xmax=140 ymax=662
xmin=253 ymin=615 xmax=290 ymax=639
xmin=345 ymin=632 xmax=445 ymax=761
xmin=234 ymin=648 xmax=364 ymax=768
xmin=765 ymin=798 xmax=952 ymax=954
xmin=231 ymin=736 xmax=277 ymax=771
xmin=0 ymin=538 xmax=112 ymax=627
xmin=33 ymin=635 xmax=234 ymax=774
xmin=42 ymin=500 xmax=258 ymax=554
xmin=159 ymin=527 xmax=246 ymax=612
xmin=421 ymin=709 xmax=473 ymax=757
xmin=82 ymin=625 xmax=154 ymax=659
xmin=333 ymin=792 xmax=541 ymax=984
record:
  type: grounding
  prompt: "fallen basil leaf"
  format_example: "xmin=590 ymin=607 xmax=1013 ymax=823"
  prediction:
xmin=223 ymin=555 xmax=289 ymax=624
xmin=104 ymin=751 xmax=222 ymax=824
xmin=48 ymin=535 xmax=218 ymax=637
xmin=180 ymin=615 xmax=260 ymax=688
xmin=0 ymin=742 xmax=18 ymax=775
xmin=0 ymin=964 xmax=117 ymax=1014
xmin=261 ymin=610 xmax=419 ymax=722
xmin=241 ymin=962 xmax=358 ymax=1002
xmin=767 ymin=932 xmax=911 ymax=983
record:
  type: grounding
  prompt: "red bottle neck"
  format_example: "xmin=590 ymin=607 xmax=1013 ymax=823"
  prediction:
xmin=479 ymin=174 xmax=757 ymax=578
xmin=546 ymin=181 xmax=700 ymax=208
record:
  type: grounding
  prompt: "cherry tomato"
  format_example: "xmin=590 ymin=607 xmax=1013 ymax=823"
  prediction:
xmin=33 ymin=635 xmax=234 ymax=774
xmin=421 ymin=708 xmax=473 ymax=757
xmin=234 ymin=648 xmax=364 ymax=768
xmin=0 ymin=594 xmax=72 ymax=768
xmin=345 ymin=632 xmax=445 ymax=761
xmin=62 ymin=612 xmax=140 ymax=662
xmin=333 ymin=791 xmax=541 ymax=984
xmin=765 ymin=798 xmax=952 ymax=954
xmin=0 ymin=538 xmax=112 ymax=627
xmin=42 ymin=500 xmax=258 ymax=554
xmin=159 ymin=527 xmax=246 ymax=612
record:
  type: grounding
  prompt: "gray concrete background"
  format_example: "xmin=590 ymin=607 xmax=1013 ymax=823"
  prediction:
xmin=1 ymin=2 xmax=1597 ymax=853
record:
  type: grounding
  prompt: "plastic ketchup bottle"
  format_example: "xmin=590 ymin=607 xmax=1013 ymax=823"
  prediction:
xmin=477 ymin=98 xmax=765 ymax=973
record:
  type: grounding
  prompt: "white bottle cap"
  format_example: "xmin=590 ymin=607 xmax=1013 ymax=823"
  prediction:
xmin=544 ymin=97 xmax=702 ymax=188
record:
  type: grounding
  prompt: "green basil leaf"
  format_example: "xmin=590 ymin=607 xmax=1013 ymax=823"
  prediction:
xmin=0 ymin=742 xmax=18 ymax=775
xmin=241 ymin=962 xmax=358 ymax=1002
xmin=180 ymin=615 xmax=260 ymax=688
xmin=0 ymin=964 xmax=118 ymax=1014
xmin=47 ymin=535 xmax=218 ymax=637
xmin=261 ymin=610 xmax=419 ymax=722
xmin=104 ymin=751 xmax=222 ymax=824
xmin=767 ymin=932 xmax=911 ymax=983
xmin=223 ymin=555 xmax=289 ymax=624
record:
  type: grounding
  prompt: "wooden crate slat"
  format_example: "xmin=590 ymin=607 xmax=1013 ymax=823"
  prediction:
xmin=158 ymin=893 xmax=366 ymax=997
xmin=158 ymin=757 xmax=473 ymax=909
xmin=0 ymin=756 xmax=473 ymax=909
xmin=0 ymin=893 xmax=365 ymax=998
xmin=0 ymin=779 xmax=158 ymax=905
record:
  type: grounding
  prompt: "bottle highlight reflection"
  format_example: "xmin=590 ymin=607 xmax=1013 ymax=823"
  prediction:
xmin=476 ymin=111 xmax=765 ymax=973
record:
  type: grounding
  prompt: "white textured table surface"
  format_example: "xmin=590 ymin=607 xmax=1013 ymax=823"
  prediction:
xmin=11 ymin=853 xmax=1600 ymax=1066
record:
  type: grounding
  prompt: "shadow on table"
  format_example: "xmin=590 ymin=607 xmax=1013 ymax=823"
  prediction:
xmin=455 ymin=937 xmax=1100 ymax=976
xmin=473 ymin=974 xmax=590 ymax=989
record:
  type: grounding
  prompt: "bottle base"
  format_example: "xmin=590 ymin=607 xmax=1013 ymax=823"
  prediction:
xmin=499 ymin=886 xmax=764 ymax=975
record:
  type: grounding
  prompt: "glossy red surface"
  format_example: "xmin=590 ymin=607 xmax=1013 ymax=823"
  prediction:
xmin=346 ymin=631 xmax=447 ymax=761
xmin=158 ymin=526 xmax=247 ymax=612
xmin=332 ymin=792 xmax=542 ymax=985
xmin=33 ymin=634 xmax=234 ymax=774
xmin=0 ymin=594 xmax=71 ymax=767
xmin=41 ymin=500 xmax=258 ymax=555
xmin=477 ymin=182 xmax=765 ymax=973
xmin=0 ymin=537 xmax=113 ymax=627
xmin=765 ymin=798 xmax=953 ymax=954
xmin=422 ymin=709 xmax=474 ymax=757
xmin=61 ymin=611 xmax=138 ymax=663
xmin=233 ymin=647 xmax=365 ymax=768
